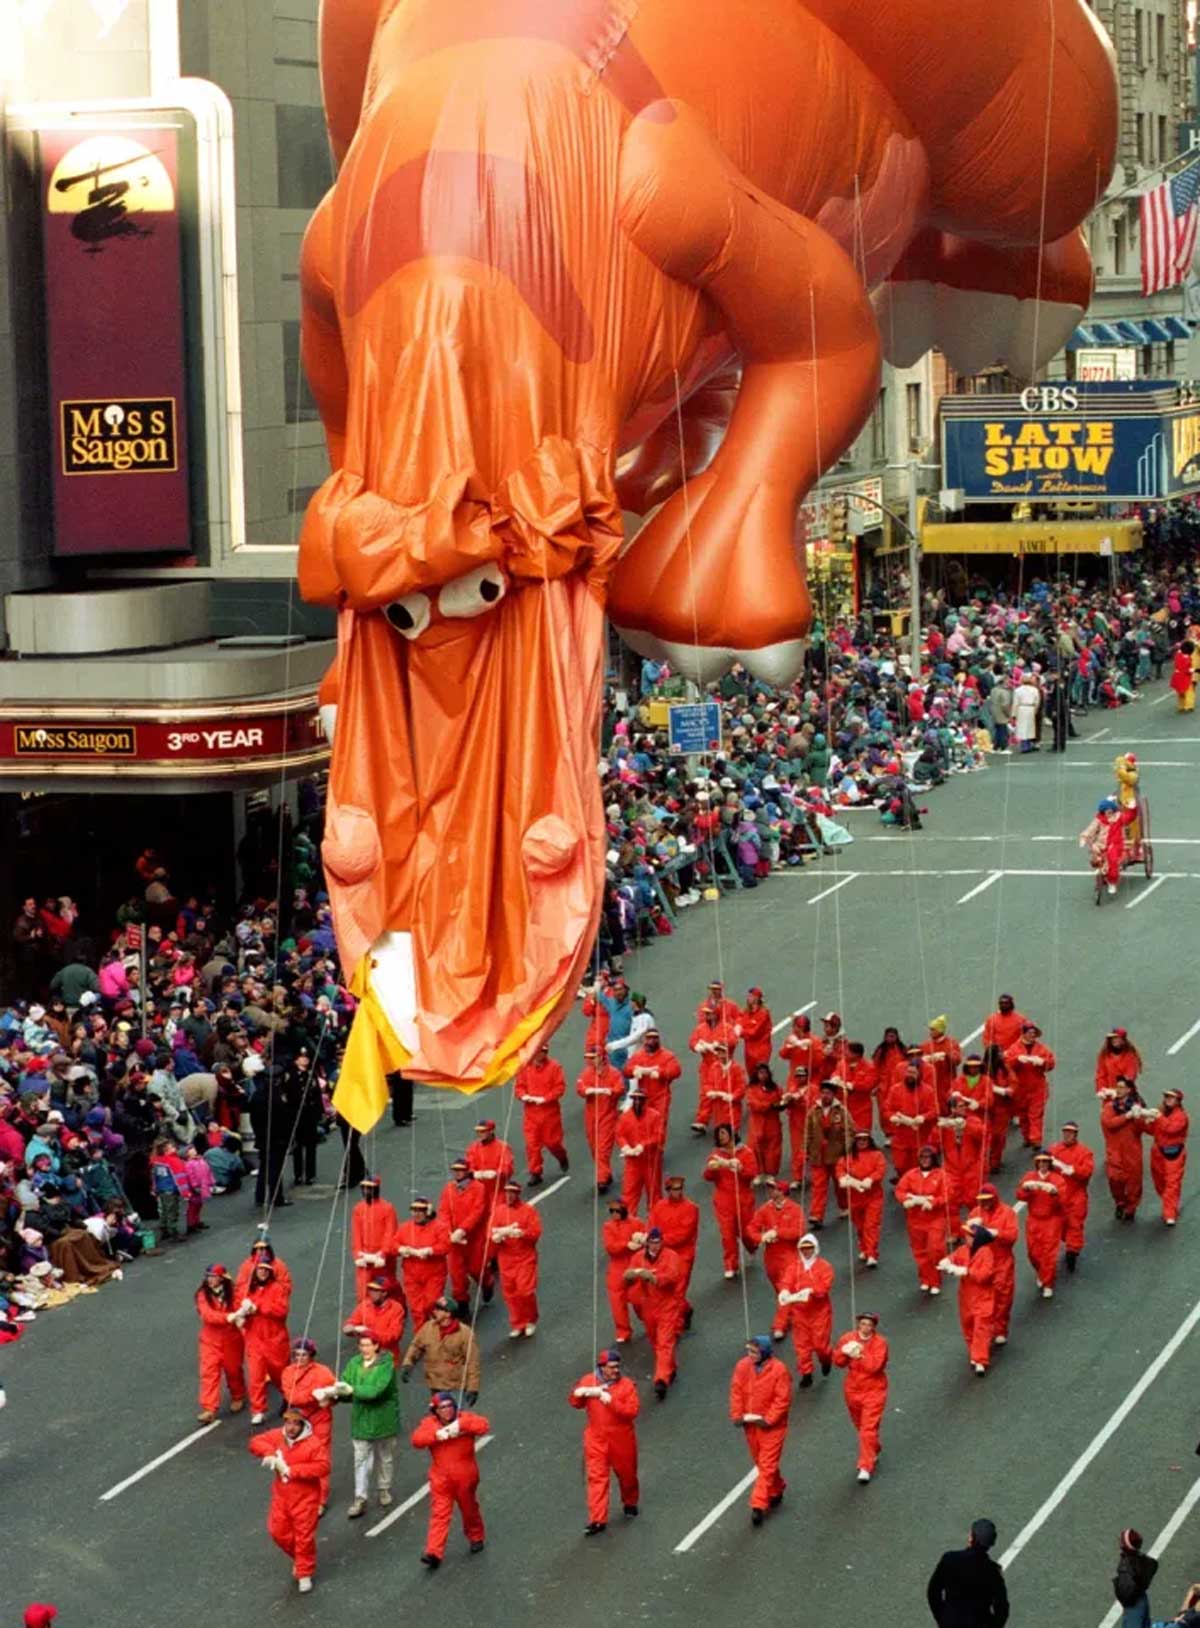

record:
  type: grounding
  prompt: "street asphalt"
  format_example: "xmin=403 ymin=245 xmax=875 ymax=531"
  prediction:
xmin=4 ymin=685 xmax=1199 ymax=1628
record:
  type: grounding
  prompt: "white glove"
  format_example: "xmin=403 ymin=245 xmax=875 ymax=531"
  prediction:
xmin=526 ymin=1095 xmax=545 ymax=1105
xmin=796 ymin=1288 xmax=812 ymax=1303
xmin=311 ymin=1386 xmax=332 ymax=1403
xmin=335 ymin=1381 xmax=354 ymax=1398
xmin=354 ymin=1253 xmax=370 ymax=1268
xmin=416 ymin=1247 xmax=432 ymax=1259
xmin=860 ymin=1178 xmax=873 ymax=1190
xmin=777 ymin=1289 xmax=793 ymax=1306
xmin=261 ymin=1454 xmax=279 ymax=1472
xmin=277 ymin=1461 xmax=290 ymax=1481
xmin=475 ymin=1169 xmax=497 ymax=1180
xmin=742 ymin=1412 xmax=764 ymax=1423
xmin=239 ymin=1298 xmax=254 ymax=1315
xmin=843 ymin=1340 xmax=863 ymax=1358
xmin=225 ymin=1311 xmax=241 ymax=1324
xmin=628 ymin=1231 xmax=647 ymax=1248
xmin=450 ymin=1229 xmax=467 ymax=1245
xmin=443 ymin=1418 xmax=461 ymax=1438
xmin=762 ymin=1229 xmax=778 ymax=1244
xmin=0 ymin=1386 xmax=6 ymax=1410
xmin=597 ymin=1390 xmax=612 ymax=1406
xmin=1053 ymin=1160 xmax=1073 ymax=1175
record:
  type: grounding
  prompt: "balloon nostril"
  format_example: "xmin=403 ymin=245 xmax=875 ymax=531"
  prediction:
xmin=386 ymin=603 xmax=414 ymax=631
xmin=480 ymin=578 xmax=501 ymax=603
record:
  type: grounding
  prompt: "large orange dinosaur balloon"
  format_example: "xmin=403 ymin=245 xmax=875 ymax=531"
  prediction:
xmin=302 ymin=0 xmax=1116 ymax=1118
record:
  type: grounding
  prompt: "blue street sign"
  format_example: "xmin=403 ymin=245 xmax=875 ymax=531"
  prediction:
xmin=668 ymin=701 xmax=722 ymax=755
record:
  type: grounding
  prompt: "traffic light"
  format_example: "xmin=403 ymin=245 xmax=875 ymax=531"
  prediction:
xmin=828 ymin=494 xmax=850 ymax=548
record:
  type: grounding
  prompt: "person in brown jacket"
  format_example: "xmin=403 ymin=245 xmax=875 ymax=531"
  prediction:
xmin=803 ymin=1080 xmax=851 ymax=1227
xmin=399 ymin=1298 xmax=482 ymax=1403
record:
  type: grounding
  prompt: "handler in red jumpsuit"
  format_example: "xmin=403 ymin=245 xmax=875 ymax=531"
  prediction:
xmin=947 ymin=1057 xmax=994 ymax=1202
xmin=919 ymin=1017 xmax=962 ymax=1113
xmin=280 ymin=1337 xmax=337 ymax=1513
xmin=819 ymin=1012 xmax=852 ymax=1084
xmin=803 ymin=1080 xmax=850 ymax=1226
xmin=703 ymin=1123 xmax=759 ymax=1277
xmin=748 ymin=1177 xmax=806 ymax=1335
xmin=581 ymin=983 xmax=611 ymax=1056
xmin=514 ymin=1043 xmax=569 ymax=1185
xmin=570 ymin=1348 xmax=640 ymax=1534
xmin=779 ymin=1014 xmax=825 ymax=1114
xmin=489 ymin=1177 xmax=542 ymax=1337
xmin=237 ymin=1256 xmax=291 ymax=1423
xmin=1003 ymin=1023 xmax=1057 ymax=1149
xmin=1094 ymin=1028 xmax=1143 ymax=1099
xmin=235 ymin=1237 xmax=293 ymax=1303
xmin=393 ymin=1196 xmax=450 ymax=1330
xmin=781 ymin=1065 xmax=817 ymax=1188
xmin=832 ymin=1312 xmax=889 ymax=1482
xmin=438 ymin=1158 xmax=494 ymax=1312
xmin=963 ymin=1185 xmax=1018 ymax=1344
xmin=839 ymin=1044 xmax=880 ymax=1136
xmin=883 ymin=1056 xmax=937 ymax=1177
xmin=938 ymin=1231 xmax=997 ymax=1374
xmin=465 ymin=1118 xmax=515 ymax=1193
xmin=615 ymin=1085 xmax=664 ymax=1212
xmin=602 ymin=1198 xmax=642 ymax=1342
xmin=647 ymin=1175 xmax=701 ymax=1328
xmin=1101 ymin=1079 xmax=1149 ymax=1220
xmin=1149 ymin=1087 xmax=1188 ymax=1226
xmin=982 ymin=994 xmax=1027 ymax=1072
xmin=740 ymin=988 xmax=773 ymax=1073
xmin=698 ymin=979 xmax=742 ymax=1030
xmin=412 ymin=1392 xmax=489 ymax=1569
xmin=1046 ymin=1121 xmax=1095 ymax=1271
xmin=576 ymin=1048 xmax=625 ymax=1194
xmin=837 ymin=1130 xmax=887 ymax=1267
xmin=894 ymin=1145 xmax=952 ymax=1293
xmin=692 ymin=1039 xmax=747 ymax=1136
xmin=344 ymin=1274 xmax=406 ymax=1366
xmin=730 ymin=1335 xmax=792 ymax=1524
xmin=745 ymin=1065 xmax=786 ymax=1179
xmin=350 ymin=1175 xmax=399 ymax=1302
xmin=1015 ymin=1150 xmax=1067 ymax=1296
xmin=249 ymin=1407 xmax=330 ymax=1593
xmin=623 ymin=1028 xmax=681 ymax=1144
xmin=194 ymin=1263 xmax=246 ymax=1422
xmin=778 ymin=1232 xmax=834 ymax=1386
xmin=624 ymin=1228 xmax=686 ymax=1398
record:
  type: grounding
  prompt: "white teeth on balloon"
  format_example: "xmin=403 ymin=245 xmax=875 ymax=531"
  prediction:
xmin=734 ymin=640 xmax=808 ymax=687
xmin=368 ymin=930 xmax=419 ymax=1054
xmin=875 ymin=282 xmax=1084 ymax=382
xmin=614 ymin=627 xmax=808 ymax=688
xmin=319 ymin=703 xmax=338 ymax=746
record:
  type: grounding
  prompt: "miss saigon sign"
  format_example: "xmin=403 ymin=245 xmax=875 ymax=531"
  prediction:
xmin=941 ymin=381 xmax=1200 ymax=504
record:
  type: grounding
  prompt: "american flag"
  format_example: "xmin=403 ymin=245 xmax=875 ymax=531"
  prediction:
xmin=1140 ymin=159 xmax=1200 ymax=296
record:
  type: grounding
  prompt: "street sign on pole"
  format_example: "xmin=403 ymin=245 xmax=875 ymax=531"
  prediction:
xmin=667 ymin=701 xmax=722 ymax=755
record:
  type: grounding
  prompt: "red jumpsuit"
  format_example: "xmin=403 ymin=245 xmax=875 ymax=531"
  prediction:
xmin=1149 ymin=1105 xmax=1189 ymax=1223
xmin=350 ymin=1197 xmax=400 ymax=1302
xmin=1095 ymin=1045 xmax=1142 ymax=1099
xmin=703 ymin=1144 xmax=759 ymax=1272
xmin=1015 ymin=1168 xmax=1066 ymax=1289
xmin=964 ymin=1198 xmax=1018 ymax=1339
xmin=779 ymin=1250 xmax=834 ymax=1376
xmin=626 ymin=1243 xmax=685 ymax=1385
xmin=1100 ymin=1101 xmax=1146 ymax=1215
xmin=779 ymin=1030 xmax=825 ymax=1102
xmin=882 ymin=1076 xmax=937 ymax=1176
xmin=840 ymin=1059 xmax=880 ymax=1136
xmin=243 ymin=1272 xmax=292 ymax=1415
xmin=832 ymin=1329 xmax=889 ymax=1474
xmin=836 ymin=1147 xmax=887 ymax=1261
xmin=745 ymin=1083 xmax=786 ymax=1178
xmin=748 ymin=1196 xmax=806 ymax=1323
xmin=344 ymin=1293 xmax=406 ymax=1367
xmin=195 ymin=1288 xmax=246 ymax=1413
xmin=819 ymin=1034 xmax=852 ymax=1084
xmin=949 ymin=1076 xmax=995 ymax=1200
xmin=982 ymin=1007 xmax=1027 ymax=1060
xmin=697 ymin=995 xmax=743 ymax=1030
xmin=781 ymin=1076 xmax=819 ymax=1186
xmin=694 ymin=1053 xmax=747 ymax=1134
xmin=729 ymin=1354 xmax=792 ymax=1511
xmin=615 ymin=1103 xmax=664 ymax=1212
xmin=514 ymin=1056 xmax=569 ymax=1178
xmin=894 ymin=1165 xmax=952 ymax=1290
xmin=576 ymin=1062 xmax=625 ymax=1187
xmin=624 ymin=1046 xmax=682 ymax=1143
xmin=249 ymin=1424 xmax=329 ymax=1580
xmin=279 ymin=1359 xmax=337 ymax=1508
xmin=392 ymin=1217 xmax=450 ymax=1331
xmin=1003 ymin=1040 xmax=1056 ymax=1147
xmin=569 ymin=1371 xmax=640 ymax=1523
xmin=489 ymin=1198 xmax=542 ymax=1332
xmin=945 ymin=1242 xmax=996 ymax=1368
xmin=919 ymin=1035 xmax=963 ymax=1113
xmin=602 ymin=1214 xmax=643 ymax=1341
xmin=465 ymin=1134 xmax=515 ymax=1193
xmin=1045 ymin=1138 xmax=1095 ymax=1253
xmin=235 ymin=1253 xmax=293 ymax=1305
xmin=438 ymin=1178 xmax=495 ymax=1306
xmin=646 ymin=1194 xmax=700 ymax=1319
xmin=740 ymin=1003 xmax=774 ymax=1072
xmin=581 ymin=992 xmax=611 ymax=1056
xmin=411 ymin=1410 xmax=489 ymax=1558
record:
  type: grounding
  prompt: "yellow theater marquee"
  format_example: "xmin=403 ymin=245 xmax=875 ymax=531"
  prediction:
xmin=921 ymin=520 xmax=1143 ymax=556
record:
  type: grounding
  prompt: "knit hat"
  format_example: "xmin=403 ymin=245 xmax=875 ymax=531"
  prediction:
xmin=597 ymin=1348 xmax=621 ymax=1367
xmin=1120 ymin=1528 xmax=1143 ymax=1552
xmin=291 ymin=1337 xmax=317 ymax=1357
xmin=431 ymin=1391 xmax=459 ymax=1415
xmin=927 ymin=1015 xmax=948 ymax=1035
xmin=474 ymin=1118 xmax=496 ymax=1133
xmin=366 ymin=1276 xmax=390 ymax=1292
xmin=747 ymin=1334 xmax=773 ymax=1362
xmin=24 ymin=1607 xmax=58 ymax=1628
xmin=205 ymin=1263 xmax=231 ymax=1279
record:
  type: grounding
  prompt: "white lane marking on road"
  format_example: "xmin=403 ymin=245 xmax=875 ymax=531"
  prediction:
xmin=1126 ymin=875 xmax=1166 ymax=911
xmin=961 ymin=1023 xmax=984 ymax=1047
xmin=99 ymin=1422 xmax=221 ymax=1500
xmin=674 ymin=1467 xmax=759 ymax=1553
xmin=1167 ymin=1015 xmax=1200 ymax=1056
xmin=1061 ymin=760 xmax=1196 ymax=768
xmin=772 ymin=1001 xmax=816 ymax=1035
xmin=956 ymin=872 xmax=1002 ymax=905
xmin=807 ymin=874 xmax=858 ymax=904
xmin=528 ymin=1175 xmax=570 ymax=1206
xmin=1095 ymin=1472 xmax=1200 ymax=1628
xmin=1152 ymin=690 xmax=1176 ymax=705
xmin=365 ymin=1436 xmax=495 ymax=1538
xmin=998 ymin=1296 xmax=1200 ymax=1570
xmin=1084 ymin=727 xmax=1110 ymax=742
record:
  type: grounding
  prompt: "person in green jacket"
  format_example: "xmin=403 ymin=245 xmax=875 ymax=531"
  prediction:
xmin=327 ymin=1333 xmax=400 ymax=1518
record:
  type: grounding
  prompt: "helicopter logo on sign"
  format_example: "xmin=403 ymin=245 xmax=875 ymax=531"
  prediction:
xmin=46 ymin=135 xmax=174 ymax=254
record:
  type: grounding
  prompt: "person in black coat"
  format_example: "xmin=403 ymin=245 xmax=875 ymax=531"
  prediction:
xmin=927 ymin=1518 xmax=1010 ymax=1627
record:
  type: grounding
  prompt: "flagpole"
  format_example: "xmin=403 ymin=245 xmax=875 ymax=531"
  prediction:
xmin=1105 ymin=145 xmax=1200 ymax=209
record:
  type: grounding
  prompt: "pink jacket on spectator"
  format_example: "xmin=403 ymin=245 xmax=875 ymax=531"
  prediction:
xmin=97 ymin=960 xmax=130 ymax=1000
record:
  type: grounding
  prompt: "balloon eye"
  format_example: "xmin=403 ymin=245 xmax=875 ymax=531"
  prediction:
xmin=385 ymin=594 xmax=431 ymax=639
xmin=438 ymin=564 xmax=507 ymax=619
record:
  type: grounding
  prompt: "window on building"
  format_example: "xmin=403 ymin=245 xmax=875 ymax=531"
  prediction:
xmin=276 ymin=104 xmax=334 ymax=211
xmin=1142 ymin=344 xmax=1155 ymax=375
xmin=282 ymin=319 xmax=320 ymax=423
xmin=870 ymin=389 xmax=887 ymax=461
xmin=1114 ymin=215 xmax=1127 ymax=274
xmin=1135 ymin=8 xmax=1145 ymax=68
xmin=1156 ymin=11 xmax=1166 ymax=67
xmin=1159 ymin=114 xmax=1169 ymax=162
xmin=1166 ymin=339 xmax=1176 ymax=374
xmin=905 ymin=382 xmax=922 ymax=452
xmin=1136 ymin=112 xmax=1147 ymax=164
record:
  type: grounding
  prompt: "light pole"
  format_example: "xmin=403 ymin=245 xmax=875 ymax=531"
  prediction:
xmin=888 ymin=458 xmax=940 ymax=674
